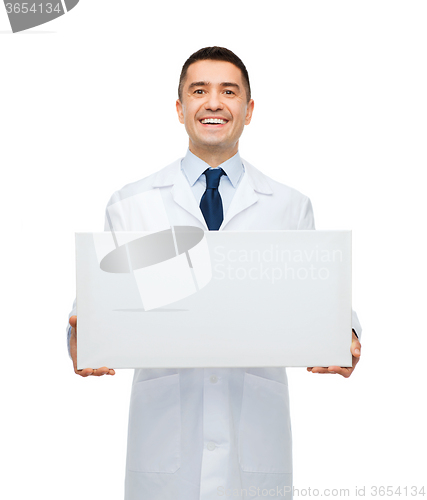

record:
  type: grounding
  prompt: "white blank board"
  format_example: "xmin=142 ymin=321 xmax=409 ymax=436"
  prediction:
xmin=76 ymin=230 xmax=352 ymax=369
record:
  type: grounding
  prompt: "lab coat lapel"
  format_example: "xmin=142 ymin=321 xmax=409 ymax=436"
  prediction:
xmin=220 ymin=173 xmax=258 ymax=229
xmin=171 ymin=172 xmax=208 ymax=228
xmin=220 ymin=159 xmax=273 ymax=230
xmin=152 ymin=159 xmax=208 ymax=229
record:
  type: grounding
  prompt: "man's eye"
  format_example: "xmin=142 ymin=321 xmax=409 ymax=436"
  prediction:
xmin=194 ymin=89 xmax=205 ymax=94
xmin=224 ymin=90 xmax=235 ymax=95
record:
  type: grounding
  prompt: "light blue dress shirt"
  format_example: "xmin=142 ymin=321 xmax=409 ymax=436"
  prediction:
xmin=180 ymin=149 xmax=244 ymax=217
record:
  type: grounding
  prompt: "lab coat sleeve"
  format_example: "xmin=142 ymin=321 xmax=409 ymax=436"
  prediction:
xmin=352 ymin=310 xmax=362 ymax=340
xmin=104 ymin=190 xmax=125 ymax=232
xmin=297 ymin=196 xmax=362 ymax=339
xmin=66 ymin=298 xmax=76 ymax=360
xmin=297 ymin=196 xmax=316 ymax=230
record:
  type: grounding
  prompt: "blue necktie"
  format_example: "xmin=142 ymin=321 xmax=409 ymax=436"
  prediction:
xmin=200 ymin=168 xmax=225 ymax=230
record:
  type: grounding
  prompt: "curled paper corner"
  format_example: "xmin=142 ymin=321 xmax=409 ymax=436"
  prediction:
xmin=4 ymin=0 xmax=80 ymax=33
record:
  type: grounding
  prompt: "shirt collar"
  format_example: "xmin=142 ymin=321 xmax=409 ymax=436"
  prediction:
xmin=181 ymin=149 xmax=244 ymax=188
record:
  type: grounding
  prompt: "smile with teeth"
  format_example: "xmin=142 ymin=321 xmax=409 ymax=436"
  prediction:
xmin=200 ymin=118 xmax=228 ymax=124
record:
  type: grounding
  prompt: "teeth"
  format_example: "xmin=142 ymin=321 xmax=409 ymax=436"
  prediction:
xmin=201 ymin=118 xmax=227 ymax=124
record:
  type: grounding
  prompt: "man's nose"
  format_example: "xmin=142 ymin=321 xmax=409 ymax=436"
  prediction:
xmin=204 ymin=92 xmax=223 ymax=111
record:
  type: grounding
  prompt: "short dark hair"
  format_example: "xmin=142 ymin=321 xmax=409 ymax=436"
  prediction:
xmin=178 ymin=46 xmax=251 ymax=103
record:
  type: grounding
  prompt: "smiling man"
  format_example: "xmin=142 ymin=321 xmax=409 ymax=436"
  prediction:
xmin=68 ymin=46 xmax=362 ymax=500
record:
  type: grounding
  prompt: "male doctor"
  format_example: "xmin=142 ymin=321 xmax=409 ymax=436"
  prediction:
xmin=68 ymin=47 xmax=362 ymax=500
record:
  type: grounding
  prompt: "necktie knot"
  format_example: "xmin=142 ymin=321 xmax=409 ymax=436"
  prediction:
xmin=204 ymin=168 xmax=225 ymax=189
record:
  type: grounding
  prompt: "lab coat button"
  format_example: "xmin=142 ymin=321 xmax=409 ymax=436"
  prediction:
xmin=210 ymin=375 xmax=218 ymax=384
xmin=207 ymin=441 xmax=216 ymax=451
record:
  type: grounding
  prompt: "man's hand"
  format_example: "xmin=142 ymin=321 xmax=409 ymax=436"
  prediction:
xmin=307 ymin=330 xmax=361 ymax=378
xmin=69 ymin=315 xmax=115 ymax=377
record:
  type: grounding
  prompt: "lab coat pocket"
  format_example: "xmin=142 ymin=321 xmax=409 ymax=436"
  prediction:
xmin=127 ymin=374 xmax=181 ymax=473
xmin=239 ymin=372 xmax=292 ymax=473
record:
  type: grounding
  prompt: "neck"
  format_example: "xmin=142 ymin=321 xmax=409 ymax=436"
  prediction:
xmin=188 ymin=142 xmax=238 ymax=168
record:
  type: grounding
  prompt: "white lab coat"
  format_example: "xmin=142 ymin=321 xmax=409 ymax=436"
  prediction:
xmin=88 ymin=158 xmax=361 ymax=500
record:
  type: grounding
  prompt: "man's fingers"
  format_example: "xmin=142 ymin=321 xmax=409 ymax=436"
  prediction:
xmin=74 ymin=367 xmax=115 ymax=377
xmin=328 ymin=365 xmax=352 ymax=378
xmin=308 ymin=365 xmax=353 ymax=377
xmin=309 ymin=366 xmax=334 ymax=374
xmin=77 ymin=368 xmax=94 ymax=377
xmin=93 ymin=367 xmax=109 ymax=376
xmin=91 ymin=367 xmax=115 ymax=377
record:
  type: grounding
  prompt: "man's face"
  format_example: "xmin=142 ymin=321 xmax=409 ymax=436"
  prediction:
xmin=176 ymin=60 xmax=254 ymax=156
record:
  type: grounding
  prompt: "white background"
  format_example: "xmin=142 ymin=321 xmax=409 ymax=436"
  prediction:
xmin=1 ymin=1 xmax=426 ymax=498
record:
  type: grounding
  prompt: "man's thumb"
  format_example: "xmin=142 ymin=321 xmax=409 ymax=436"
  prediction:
xmin=69 ymin=315 xmax=77 ymax=329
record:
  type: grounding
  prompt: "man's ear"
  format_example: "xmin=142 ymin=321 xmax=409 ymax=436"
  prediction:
xmin=245 ymin=99 xmax=255 ymax=125
xmin=176 ymin=99 xmax=185 ymax=124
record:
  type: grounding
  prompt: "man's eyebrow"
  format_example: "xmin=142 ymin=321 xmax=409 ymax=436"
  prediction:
xmin=188 ymin=81 xmax=210 ymax=89
xmin=187 ymin=81 xmax=241 ymax=91
xmin=220 ymin=82 xmax=240 ymax=90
